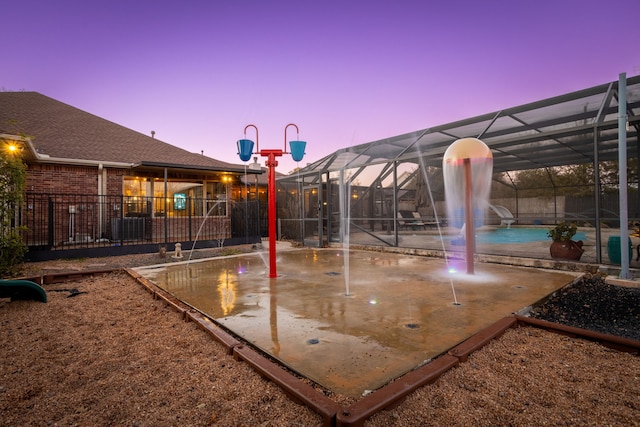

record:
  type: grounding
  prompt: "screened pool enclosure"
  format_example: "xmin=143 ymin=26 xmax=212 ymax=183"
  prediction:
xmin=276 ymin=75 xmax=640 ymax=264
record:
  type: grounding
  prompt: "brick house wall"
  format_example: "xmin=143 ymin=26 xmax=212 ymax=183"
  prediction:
xmin=26 ymin=163 xmax=126 ymax=195
xmin=22 ymin=163 xmax=235 ymax=249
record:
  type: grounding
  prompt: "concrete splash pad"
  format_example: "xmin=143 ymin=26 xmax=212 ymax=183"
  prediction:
xmin=134 ymin=248 xmax=576 ymax=397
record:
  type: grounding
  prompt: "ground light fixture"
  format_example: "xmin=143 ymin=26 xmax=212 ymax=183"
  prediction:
xmin=237 ymin=123 xmax=306 ymax=278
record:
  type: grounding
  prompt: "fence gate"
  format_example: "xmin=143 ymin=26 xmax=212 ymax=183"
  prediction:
xmin=302 ymin=185 xmax=323 ymax=247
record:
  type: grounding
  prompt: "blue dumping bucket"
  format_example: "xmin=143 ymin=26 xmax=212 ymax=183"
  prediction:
xmin=237 ymin=139 xmax=254 ymax=162
xmin=289 ymin=140 xmax=306 ymax=162
xmin=607 ymin=236 xmax=633 ymax=265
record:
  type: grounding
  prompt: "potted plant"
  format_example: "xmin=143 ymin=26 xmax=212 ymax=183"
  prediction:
xmin=548 ymin=221 xmax=584 ymax=260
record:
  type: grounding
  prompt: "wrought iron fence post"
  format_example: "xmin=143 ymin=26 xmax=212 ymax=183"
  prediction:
xmin=188 ymin=197 xmax=192 ymax=242
xmin=119 ymin=194 xmax=124 ymax=246
xmin=47 ymin=196 xmax=54 ymax=248
xmin=164 ymin=197 xmax=168 ymax=245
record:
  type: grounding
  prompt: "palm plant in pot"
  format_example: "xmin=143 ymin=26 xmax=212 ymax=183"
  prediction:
xmin=548 ymin=221 xmax=584 ymax=260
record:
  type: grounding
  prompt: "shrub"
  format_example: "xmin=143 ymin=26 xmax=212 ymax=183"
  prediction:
xmin=547 ymin=221 xmax=578 ymax=242
xmin=0 ymin=229 xmax=28 ymax=277
xmin=0 ymin=139 xmax=27 ymax=277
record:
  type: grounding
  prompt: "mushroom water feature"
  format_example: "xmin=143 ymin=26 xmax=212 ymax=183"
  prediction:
xmin=443 ymin=138 xmax=493 ymax=274
xmin=237 ymin=123 xmax=306 ymax=278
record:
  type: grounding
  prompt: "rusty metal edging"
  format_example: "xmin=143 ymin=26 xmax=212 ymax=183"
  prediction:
xmin=43 ymin=268 xmax=117 ymax=284
xmin=127 ymin=270 xmax=190 ymax=319
xmin=125 ymin=268 xmax=341 ymax=425
xmin=335 ymin=316 xmax=518 ymax=427
xmin=185 ymin=309 xmax=242 ymax=355
xmin=448 ymin=317 xmax=518 ymax=362
xmin=514 ymin=315 xmax=640 ymax=354
xmin=122 ymin=268 xmax=639 ymax=426
xmin=19 ymin=267 xmax=118 ymax=284
xmin=233 ymin=344 xmax=341 ymax=427
xmin=335 ymin=355 xmax=459 ymax=427
xmin=128 ymin=271 xmax=243 ymax=355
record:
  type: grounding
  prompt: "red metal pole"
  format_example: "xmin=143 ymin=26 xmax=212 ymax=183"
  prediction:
xmin=261 ymin=149 xmax=282 ymax=278
xmin=240 ymin=124 xmax=302 ymax=279
xmin=464 ymin=158 xmax=475 ymax=274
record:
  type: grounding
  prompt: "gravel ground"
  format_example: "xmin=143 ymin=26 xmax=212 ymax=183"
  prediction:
xmin=1 ymin=249 xmax=638 ymax=426
xmin=530 ymin=273 xmax=640 ymax=341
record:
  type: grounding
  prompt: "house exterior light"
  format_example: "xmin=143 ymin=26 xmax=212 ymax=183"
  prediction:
xmin=2 ymin=138 xmax=23 ymax=156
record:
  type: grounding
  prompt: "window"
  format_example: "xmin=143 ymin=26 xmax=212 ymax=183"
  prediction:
xmin=123 ymin=176 xmax=229 ymax=217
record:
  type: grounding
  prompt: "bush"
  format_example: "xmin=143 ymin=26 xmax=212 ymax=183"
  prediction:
xmin=0 ymin=138 xmax=28 ymax=277
xmin=0 ymin=229 xmax=27 ymax=277
xmin=547 ymin=221 xmax=578 ymax=242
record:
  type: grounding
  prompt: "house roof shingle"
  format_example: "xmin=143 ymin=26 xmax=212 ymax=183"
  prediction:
xmin=0 ymin=92 xmax=251 ymax=173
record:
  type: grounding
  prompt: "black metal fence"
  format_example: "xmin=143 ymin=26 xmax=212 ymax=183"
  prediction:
xmin=19 ymin=193 xmax=261 ymax=261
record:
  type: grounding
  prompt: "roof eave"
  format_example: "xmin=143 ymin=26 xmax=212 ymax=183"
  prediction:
xmin=135 ymin=161 xmax=263 ymax=175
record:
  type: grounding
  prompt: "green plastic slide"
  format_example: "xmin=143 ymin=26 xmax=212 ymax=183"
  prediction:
xmin=0 ymin=280 xmax=47 ymax=303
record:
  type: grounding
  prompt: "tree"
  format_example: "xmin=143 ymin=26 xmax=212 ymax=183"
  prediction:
xmin=507 ymin=159 xmax=638 ymax=198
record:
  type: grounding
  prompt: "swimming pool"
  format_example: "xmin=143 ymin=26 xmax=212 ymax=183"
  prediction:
xmin=453 ymin=227 xmax=587 ymax=245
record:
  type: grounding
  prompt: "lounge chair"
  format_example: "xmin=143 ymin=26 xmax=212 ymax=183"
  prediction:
xmin=398 ymin=211 xmax=424 ymax=230
xmin=397 ymin=213 xmax=409 ymax=230
xmin=412 ymin=212 xmax=440 ymax=228
xmin=407 ymin=212 xmax=424 ymax=229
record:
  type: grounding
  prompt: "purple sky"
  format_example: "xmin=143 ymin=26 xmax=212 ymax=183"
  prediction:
xmin=3 ymin=0 xmax=638 ymax=173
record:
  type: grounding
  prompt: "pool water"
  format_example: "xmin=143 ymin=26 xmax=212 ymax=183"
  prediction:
xmin=455 ymin=227 xmax=586 ymax=245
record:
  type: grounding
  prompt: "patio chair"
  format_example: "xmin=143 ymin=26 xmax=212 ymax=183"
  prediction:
xmin=399 ymin=211 xmax=423 ymax=230
xmin=410 ymin=212 xmax=428 ymax=230
xmin=397 ymin=213 xmax=409 ymax=230
xmin=412 ymin=212 xmax=440 ymax=228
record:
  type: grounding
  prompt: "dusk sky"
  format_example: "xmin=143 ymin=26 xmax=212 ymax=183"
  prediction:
xmin=3 ymin=0 xmax=638 ymax=173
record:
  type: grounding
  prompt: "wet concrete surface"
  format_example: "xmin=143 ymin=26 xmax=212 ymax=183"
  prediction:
xmin=134 ymin=247 xmax=577 ymax=397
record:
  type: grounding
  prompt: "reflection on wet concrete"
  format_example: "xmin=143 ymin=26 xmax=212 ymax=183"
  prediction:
xmin=134 ymin=248 xmax=576 ymax=397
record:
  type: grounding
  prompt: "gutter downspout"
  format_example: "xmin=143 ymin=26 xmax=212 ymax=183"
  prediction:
xmin=98 ymin=163 xmax=104 ymax=240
